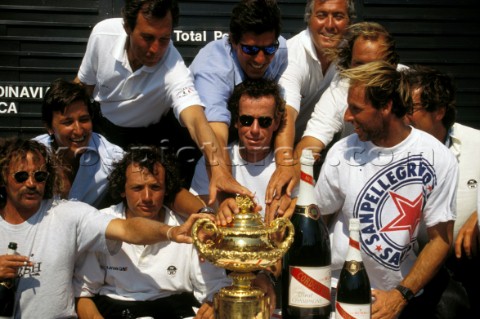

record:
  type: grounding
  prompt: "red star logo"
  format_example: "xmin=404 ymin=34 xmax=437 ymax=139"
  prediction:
xmin=380 ymin=191 xmax=423 ymax=238
xmin=375 ymin=245 xmax=382 ymax=252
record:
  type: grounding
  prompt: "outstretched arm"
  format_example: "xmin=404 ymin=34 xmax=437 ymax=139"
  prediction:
xmin=105 ymin=213 xmax=215 ymax=245
xmin=265 ymin=106 xmax=297 ymax=217
xmin=179 ymin=106 xmax=253 ymax=205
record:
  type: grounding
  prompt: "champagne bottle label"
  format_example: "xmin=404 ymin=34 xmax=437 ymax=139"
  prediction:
xmin=335 ymin=302 xmax=371 ymax=319
xmin=288 ymin=266 xmax=331 ymax=307
xmin=345 ymin=260 xmax=364 ymax=276
xmin=293 ymin=204 xmax=320 ymax=220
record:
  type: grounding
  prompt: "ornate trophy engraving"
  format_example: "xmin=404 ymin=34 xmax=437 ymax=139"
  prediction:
xmin=192 ymin=195 xmax=294 ymax=319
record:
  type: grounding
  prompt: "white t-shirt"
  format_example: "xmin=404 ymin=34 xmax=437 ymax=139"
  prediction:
xmin=78 ymin=18 xmax=203 ymax=127
xmin=74 ymin=203 xmax=231 ymax=304
xmin=315 ymin=128 xmax=458 ymax=290
xmin=189 ymin=143 xmax=276 ymax=218
xmin=0 ymin=199 xmax=119 ymax=318
xmin=278 ymin=28 xmax=337 ymax=142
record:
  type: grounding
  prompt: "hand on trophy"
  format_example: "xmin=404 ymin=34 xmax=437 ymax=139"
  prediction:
xmin=265 ymin=192 xmax=294 ymax=224
xmin=215 ymin=197 xmax=262 ymax=226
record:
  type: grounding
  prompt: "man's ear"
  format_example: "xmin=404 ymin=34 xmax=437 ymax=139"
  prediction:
xmin=382 ymin=100 xmax=393 ymax=116
xmin=435 ymin=106 xmax=447 ymax=121
xmin=123 ymin=23 xmax=132 ymax=36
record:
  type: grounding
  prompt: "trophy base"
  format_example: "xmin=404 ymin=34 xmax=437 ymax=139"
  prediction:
xmin=214 ymin=272 xmax=270 ymax=319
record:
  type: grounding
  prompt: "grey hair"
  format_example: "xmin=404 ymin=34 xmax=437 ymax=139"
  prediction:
xmin=304 ymin=0 xmax=356 ymax=24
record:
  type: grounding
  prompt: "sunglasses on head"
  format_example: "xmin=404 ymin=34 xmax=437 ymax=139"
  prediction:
xmin=12 ymin=170 xmax=49 ymax=183
xmin=240 ymin=41 xmax=279 ymax=56
xmin=239 ymin=115 xmax=273 ymax=128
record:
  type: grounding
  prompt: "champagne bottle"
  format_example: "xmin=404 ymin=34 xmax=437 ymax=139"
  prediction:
xmin=282 ymin=149 xmax=331 ymax=319
xmin=0 ymin=242 xmax=18 ymax=318
xmin=335 ymin=218 xmax=371 ymax=319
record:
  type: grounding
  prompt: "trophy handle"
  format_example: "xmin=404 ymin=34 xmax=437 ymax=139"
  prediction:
xmin=192 ymin=217 xmax=219 ymax=256
xmin=268 ymin=217 xmax=295 ymax=251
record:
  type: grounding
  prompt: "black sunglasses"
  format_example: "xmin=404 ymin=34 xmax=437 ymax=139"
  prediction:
xmin=239 ymin=115 xmax=273 ymax=128
xmin=240 ymin=41 xmax=279 ymax=56
xmin=12 ymin=170 xmax=49 ymax=183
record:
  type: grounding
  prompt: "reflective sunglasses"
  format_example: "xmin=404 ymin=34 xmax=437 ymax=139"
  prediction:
xmin=239 ymin=115 xmax=273 ymax=128
xmin=240 ymin=41 xmax=279 ymax=56
xmin=11 ymin=170 xmax=49 ymax=183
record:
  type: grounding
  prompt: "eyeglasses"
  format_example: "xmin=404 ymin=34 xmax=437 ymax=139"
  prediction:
xmin=239 ymin=115 xmax=273 ymax=128
xmin=11 ymin=171 xmax=49 ymax=183
xmin=240 ymin=41 xmax=279 ymax=56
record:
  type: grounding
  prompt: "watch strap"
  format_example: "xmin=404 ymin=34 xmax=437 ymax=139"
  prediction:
xmin=395 ymin=285 xmax=415 ymax=302
xmin=196 ymin=206 xmax=215 ymax=215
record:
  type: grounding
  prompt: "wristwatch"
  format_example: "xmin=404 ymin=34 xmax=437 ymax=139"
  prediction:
xmin=395 ymin=285 xmax=415 ymax=302
xmin=196 ymin=206 xmax=215 ymax=215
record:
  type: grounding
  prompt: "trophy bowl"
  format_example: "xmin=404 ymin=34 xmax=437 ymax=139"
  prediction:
xmin=192 ymin=195 xmax=294 ymax=319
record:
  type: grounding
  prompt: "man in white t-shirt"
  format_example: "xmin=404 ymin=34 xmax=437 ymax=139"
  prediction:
xmin=0 ymin=138 xmax=211 ymax=318
xmin=74 ymin=0 xmax=251 ymax=204
xmin=75 ymin=146 xmax=275 ymax=318
xmin=404 ymin=66 xmax=480 ymax=318
xmin=316 ymin=61 xmax=458 ymax=319
xmin=190 ymin=79 xmax=285 ymax=223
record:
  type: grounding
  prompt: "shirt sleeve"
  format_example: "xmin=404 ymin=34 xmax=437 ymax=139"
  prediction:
xmin=189 ymin=41 xmax=236 ymax=125
xmin=73 ymin=251 xmax=106 ymax=297
xmin=315 ymin=145 xmax=345 ymax=216
xmin=303 ymin=77 xmax=349 ymax=146
xmin=422 ymin=149 xmax=459 ymax=228
xmin=77 ymin=25 xmax=100 ymax=85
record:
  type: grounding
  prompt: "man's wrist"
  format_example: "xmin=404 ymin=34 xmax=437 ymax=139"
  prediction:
xmin=395 ymin=285 xmax=415 ymax=303
xmin=196 ymin=206 xmax=215 ymax=215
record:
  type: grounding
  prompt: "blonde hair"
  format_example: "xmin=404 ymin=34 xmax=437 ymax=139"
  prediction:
xmin=341 ymin=61 xmax=409 ymax=118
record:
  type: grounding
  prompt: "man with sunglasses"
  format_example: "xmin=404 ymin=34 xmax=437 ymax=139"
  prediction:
xmin=189 ymin=0 xmax=293 ymax=217
xmin=190 ymin=79 xmax=285 ymax=220
xmin=0 ymin=138 xmax=213 ymax=318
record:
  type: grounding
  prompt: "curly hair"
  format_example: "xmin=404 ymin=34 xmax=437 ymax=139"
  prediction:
xmin=403 ymin=65 xmax=456 ymax=130
xmin=229 ymin=0 xmax=281 ymax=44
xmin=341 ymin=61 xmax=409 ymax=118
xmin=0 ymin=138 xmax=60 ymax=208
xmin=228 ymin=78 xmax=286 ymax=126
xmin=107 ymin=145 xmax=183 ymax=205
xmin=304 ymin=0 xmax=356 ymax=24
xmin=42 ymin=78 xmax=93 ymax=129
xmin=336 ymin=21 xmax=399 ymax=71
xmin=122 ymin=0 xmax=179 ymax=31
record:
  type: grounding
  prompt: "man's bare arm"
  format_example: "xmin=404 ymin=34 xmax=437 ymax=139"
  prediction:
xmin=180 ymin=106 xmax=253 ymax=205
xmin=371 ymin=221 xmax=453 ymax=319
xmin=76 ymin=297 xmax=103 ymax=319
xmin=105 ymin=213 xmax=214 ymax=244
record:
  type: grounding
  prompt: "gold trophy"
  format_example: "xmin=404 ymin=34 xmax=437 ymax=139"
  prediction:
xmin=192 ymin=195 xmax=294 ymax=319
